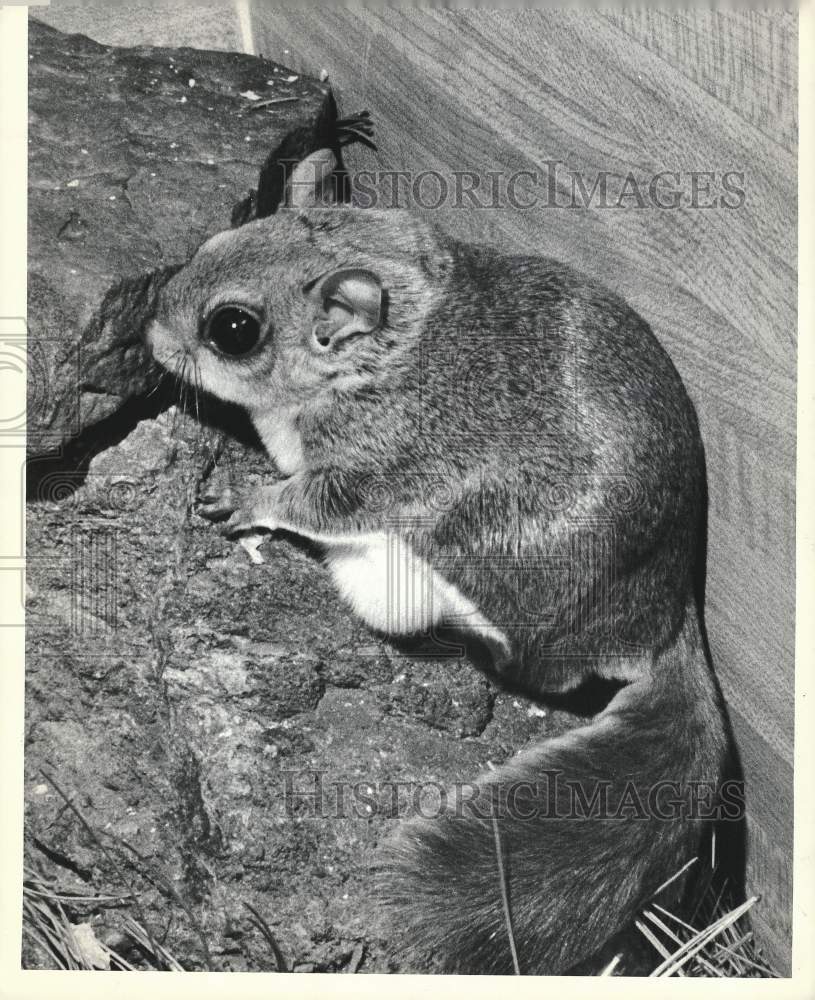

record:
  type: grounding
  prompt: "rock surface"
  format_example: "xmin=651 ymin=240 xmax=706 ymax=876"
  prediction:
xmin=24 ymin=20 xmax=583 ymax=973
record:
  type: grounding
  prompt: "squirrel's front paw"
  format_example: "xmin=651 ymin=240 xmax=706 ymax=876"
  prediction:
xmin=221 ymin=480 xmax=288 ymax=537
xmin=195 ymin=484 xmax=239 ymax=522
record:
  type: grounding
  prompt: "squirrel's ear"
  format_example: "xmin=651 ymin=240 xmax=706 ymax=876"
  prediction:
xmin=303 ymin=268 xmax=383 ymax=349
xmin=287 ymin=148 xmax=339 ymax=208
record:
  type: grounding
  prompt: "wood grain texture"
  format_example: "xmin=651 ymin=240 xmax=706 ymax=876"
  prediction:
xmin=602 ymin=10 xmax=798 ymax=153
xmin=251 ymin=7 xmax=796 ymax=973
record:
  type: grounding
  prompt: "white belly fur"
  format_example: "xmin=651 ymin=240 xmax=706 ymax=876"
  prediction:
xmin=322 ymin=531 xmax=512 ymax=664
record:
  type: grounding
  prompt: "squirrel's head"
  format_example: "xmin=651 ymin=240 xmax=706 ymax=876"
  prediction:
xmin=146 ymin=206 xmax=449 ymax=418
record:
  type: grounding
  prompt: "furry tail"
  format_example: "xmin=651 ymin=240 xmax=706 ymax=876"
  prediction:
xmin=377 ymin=601 xmax=730 ymax=974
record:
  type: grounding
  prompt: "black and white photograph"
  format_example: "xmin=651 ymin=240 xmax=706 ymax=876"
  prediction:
xmin=2 ymin=0 xmax=808 ymax=986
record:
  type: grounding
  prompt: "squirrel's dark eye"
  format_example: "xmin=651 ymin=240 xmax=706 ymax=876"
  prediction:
xmin=202 ymin=306 xmax=263 ymax=357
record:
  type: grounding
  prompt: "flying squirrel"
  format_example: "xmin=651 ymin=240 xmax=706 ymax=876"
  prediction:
xmin=145 ymin=144 xmax=731 ymax=974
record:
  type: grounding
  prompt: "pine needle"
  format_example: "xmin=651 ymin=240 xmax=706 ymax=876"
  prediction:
xmin=491 ymin=815 xmax=521 ymax=975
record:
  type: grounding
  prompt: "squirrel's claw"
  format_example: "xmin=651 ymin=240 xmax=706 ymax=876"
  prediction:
xmin=238 ymin=533 xmax=267 ymax=565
